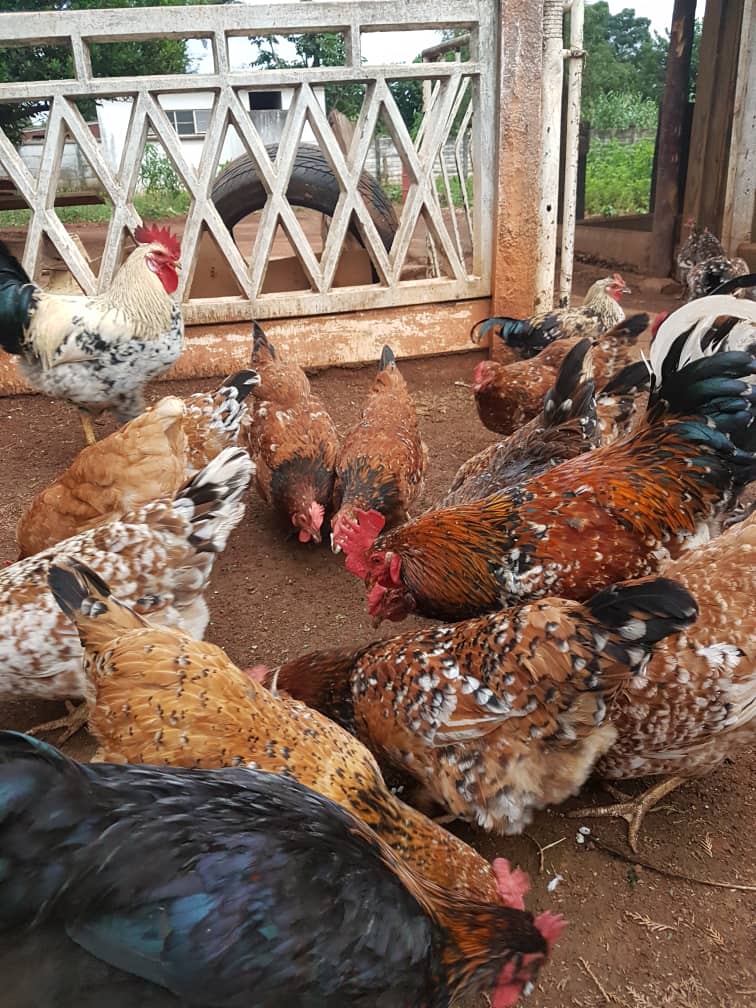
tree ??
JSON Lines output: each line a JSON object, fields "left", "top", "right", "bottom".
{"left": 248, "top": 32, "right": 424, "bottom": 133}
{"left": 0, "top": 0, "right": 230, "bottom": 143}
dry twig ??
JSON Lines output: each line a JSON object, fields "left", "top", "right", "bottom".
{"left": 588, "top": 836, "right": 756, "bottom": 891}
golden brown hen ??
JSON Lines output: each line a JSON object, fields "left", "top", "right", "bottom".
{"left": 339, "top": 297, "right": 756, "bottom": 624}
{"left": 331, "top": 345, "right": 427, "bottom": 552}
{"left": 17, "top": 371, "right": 259, "bottom": 558}
{"left": 268, "top": 577, "right": 696, "bottom": 836}
{"left": 245, "top": 323, "right": 338, "bottom": 543}
{"left": 48, "top": 560, "right": 511, "bottom": 906}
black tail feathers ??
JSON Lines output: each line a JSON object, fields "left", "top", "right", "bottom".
{"left": 588, "top": 577, "right": 698, "bottom": 649}
{"left": 0, "top": 239, "right": 36, "bottom": 356}
{"left": 379, "top": 345, "right": 396, "bottom": 371}
{"left": 219, "top": 369, "right": 261, "bottom": 402}
{"left": 47, "top": 561, "right": 111, "bottom": 624}
{"left": 542, "top": 338, "right": 597, "bottom": 432}
{"left": 251, "top": 321, "right": 275, "bottom": 359}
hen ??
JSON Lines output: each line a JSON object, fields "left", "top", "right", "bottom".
{"left": 440, "top": 338, "right": 598, "bottom": 507}
{"left": 0, "top": 224, "right": 183, "bottom": 444}
{"left": 331, "top": 345, "right": 427, "bottom": 553}
{"left": 268, "top": 578, "right": 696, "bottom": 836}
{"left": 676, "top": 219, "right": 725, "bottom": 287}
{"left": 472, "top": 313, "right": 649, "bottom": 437}
{"left": 571, "top": 509, "right": 756, "bottom": 849}
{"left": 16, "top": 371, "right": 259, "bottom": 558}
{"left": 685, "top": 255, "right": 752, "bottom": 301}
{"left": 0, "top": 448, "right": 251, "bottom": 739}
{"left": 0, "top": 732, "right": 562, "bottom": 1008}
{"left": 471, "top": 273, "right": 630, "bottom": 361}
{"left": 244, "top": 322, "right": 338, "bottom": 543}
{"left": 340, "top": 295, "right": 756, "bottom": 624}
{"left": 51, "top": 560, "right": 508, "bottom": 905}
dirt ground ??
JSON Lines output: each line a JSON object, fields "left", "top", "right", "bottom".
{"left": 0, "top": 324, "right": 753, "bottom": 1006}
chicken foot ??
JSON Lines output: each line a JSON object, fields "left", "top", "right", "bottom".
{"left": 27, "top": 701, "right": 90, "bottom": 745}
{"left": 79, "top": 409, "right": 96, "bottom": 446}
{"left": 567, "top": 775, "right": 687, "bottom": 852}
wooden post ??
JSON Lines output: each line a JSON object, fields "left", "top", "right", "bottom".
{"left": 490, "top": 0, "right": 544, "bottom": 319}
{"left": 648, "top": 0, "right": 697, "bottom": 278}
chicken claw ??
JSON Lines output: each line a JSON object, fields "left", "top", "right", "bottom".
{"left": 27, "top": 700, "right": 89, "bottom": 744}
{"left": 567, "top": 775, "right": 687, "bottom": 852}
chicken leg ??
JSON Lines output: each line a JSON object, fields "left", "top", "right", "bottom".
{"left": 79, "top": 409, "right": 96, "bottom": 446}
{"left": 27, "top": 701, "right": 90, "bottom": 745}
{"left": 567, "top": 776, "right": 687, "bottom": 852}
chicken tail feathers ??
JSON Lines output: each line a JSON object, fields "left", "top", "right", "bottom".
{"left": 48, "top": 560, "right": 147, "bottom": 647}
{"left": 600, "top": 360, "right": 651, "bottom": 397}
{"left": 0, "top": 239, "right": 37, "bottom": 356}
{"left": 174, "top": 446, "right": 254, "bottom": 554}
{"left": 541, "top": 338, "right": 597, "bottom": 434}
{"left": 251, "top": 321, "right": 275, "bottom": 359}
{"left": 585, "top": 577, "right": 698, "bottom": 672}
{"left": 217, "top": 368, "right": 261, "bottom": 404}
{"left": 709, "top": 272, "right": 756, "bottom": 297}
{"left": 379, "top": 344, "right": 396, "bottom": 371}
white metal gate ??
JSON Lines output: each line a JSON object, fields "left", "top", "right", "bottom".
{"left": 0, "top": 1, "right": 497, "bottom": 326}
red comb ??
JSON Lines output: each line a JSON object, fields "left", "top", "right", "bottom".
{"left": 613, "top": 272, "right": 624, "bottom": 284}
{"left": 492, "top": 858, "right": 530, "bottom": 910}
{"left": 336, "top": 508, "right": 386, "bottom": 579}
{"left": 134, "top": 223, "right": 181, "bottom": 260}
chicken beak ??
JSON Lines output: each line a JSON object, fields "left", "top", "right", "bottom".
{"left": 174, "top": 260, "right": 183, "bottom": 272}
{"left": 621, "top": 284, "right": 631, "bottom": 294}
{"left": 371, "top": 614, "right": 383, "bottom": 629}
{"left": 330, "top": 532, "right": 342, "bottom": 554}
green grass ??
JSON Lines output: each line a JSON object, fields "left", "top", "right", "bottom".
{"left": 0, "top": 190, "right": 191, "bottom": 227}
{"left": 584, "top": 138, "right": 655, "bottom": 217}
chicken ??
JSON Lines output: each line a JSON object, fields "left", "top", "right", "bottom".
{"left": 594, "top": 359, "right": 650, "bottom": 445}
{"left": 439, "top": 338, "right": 598, "bottom": 507}
{"left": 51, "top": 560, "right": 508, "bottom": 905}
{"left": 244, "top": 322, "right": 338, "bottom": 543}
{"left": 676, "top": 219, "right": 725, "bottom": 287}
{"left": 0, "top": 732, "right": 562, "bottom": 1008}
{"left": 471, "top": 274, "right": 630, "bottom": 361}
{"left": 16, "top": 371, "right": 259, "bottom": 559}
{"left": 472, "top": 313, "right": 649, "bottom": 437}
{"left": 570, "top": 510, "right": 756, "bottom": 849}
{"left": 339, "top": 295, "right": 756, "bottom": 624}
{"left": 0, "top": 447, "right": 252, "bottom": 739}
{"left": 685, "top": 256, "right": 752, "bottom": 301}
{"left": 0, "top": 225, "right": 183, "bottom": 445}
{"left": 268, "top": 578, "right": 696, "bottom": 836}
{"left": 331, "top": 344, "right": 427, "bottom": 553}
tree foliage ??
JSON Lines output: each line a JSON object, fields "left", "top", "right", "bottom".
{"left": 580, "top": 2, "right": 701, "bottom": 125}
{"left": 0, "top": 0, "right": 228, "bottom": 143}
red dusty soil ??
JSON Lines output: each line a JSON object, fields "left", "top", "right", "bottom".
{"left": 0, "top": 343, "right": 754, "bottom": 1006}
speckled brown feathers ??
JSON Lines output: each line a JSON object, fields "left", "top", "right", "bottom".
{"left": 245, "top": 324, "right": 337, "bottom": 542}
{"left": 53, "top": 562, "right": 504, "bottom": 904}
{"left": 181, "top": 370, "right": 259, "bottom": 475}
{"left": 331, "top": 346, "right": 427, "bottom": 547}
{"left": 597, "top": 512, "right": 756, "bottom": 782}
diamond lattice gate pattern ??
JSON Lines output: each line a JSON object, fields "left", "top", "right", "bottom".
{"left": 0, "top": 1, "right": 497, "bottom": 326}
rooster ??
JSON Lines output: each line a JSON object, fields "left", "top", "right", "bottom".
{"left": 472, "top": 313, "right": 649, "bottom": 437}
{"left": 16, "top": 371, "right": 259, "bottom": 559}
{"left": 339, "top": 294, "right": 756, "bottom": 624}
{"left": 0, "top": 731, "right": 562, "bottom": 1008}
{"left": 331, "top": 344, "right": 427, "bottom": 553}
{"left": 0, "top": 447, "right": 252, "bottom": 740}
{"left": 244, "top": 323, "right": 337, "bottom": 543}
{"left": 266, "top": 577, "right": 696, "bottom": 836}
{"left": 0, "top": 225, "right": 183, "bottom": 444}
{"left": 471, "top": 274, "right": 630, "bottom": 361}
{"left": 49, "top": 559, "right": 513, "bottom": 906}
{"left": 440, "top": 338, "right": 598, "bottom": 507}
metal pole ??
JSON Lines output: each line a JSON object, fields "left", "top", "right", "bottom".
{"left": 558, "top": 0, "right": 585, "bottom": 307}
{"left": 534, "top": 0, "right": 566, "bottom": 311}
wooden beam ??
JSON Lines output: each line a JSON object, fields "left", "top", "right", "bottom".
{"left": 648, "top": 0, "right": 697, "bottom": 278}
{"left": 682, "top": 0, "right": 746, "bottom": 236}
{"left": 490, "top": 0, "right": 544, "bottom": 317}
{"left": 722, "top": 0, "right": 755, "bottom": 252}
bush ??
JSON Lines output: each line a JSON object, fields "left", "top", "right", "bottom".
{"left": 585, "top": 91, "right": 658, "bottom": 130}
{"left": 584, "top": 138, "right": 654, "bottom": 216}
{"left": 139, "top": 145, "right": 184, "bottom": 195}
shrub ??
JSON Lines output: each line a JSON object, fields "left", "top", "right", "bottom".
{"left": 584, "top": 137, "right": 654, "bottom": 216}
